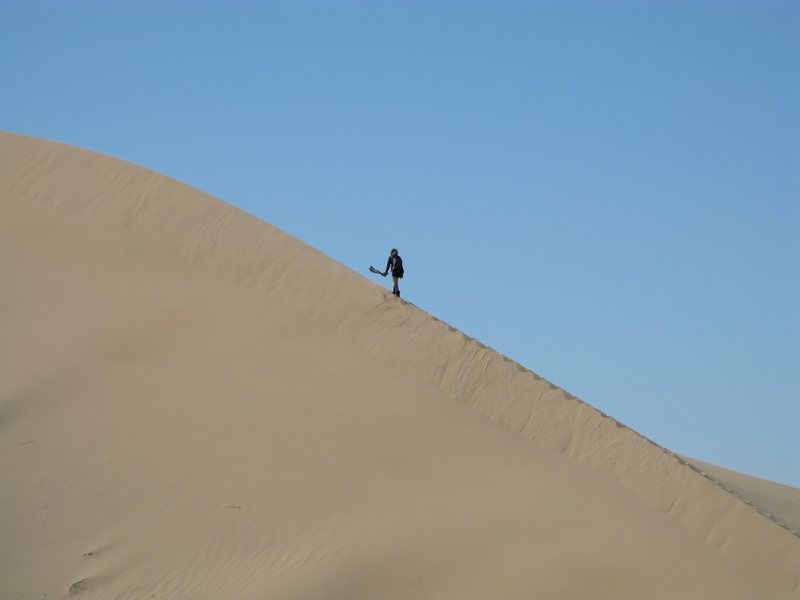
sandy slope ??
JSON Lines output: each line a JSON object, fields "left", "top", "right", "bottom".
{"left": 1, "top": 132, "right": 798, "bottom": 599}
{"left": 681, "top": 456, "right": 800, "bottom": 534}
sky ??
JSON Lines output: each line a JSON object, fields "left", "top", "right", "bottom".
{"left": 2, "top": 0, "right": 798, "bottom": 486}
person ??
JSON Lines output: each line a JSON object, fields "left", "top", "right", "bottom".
{"left": 383, "top": 248, "right": 404, "bottom": 297}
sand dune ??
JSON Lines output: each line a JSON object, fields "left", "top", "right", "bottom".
{"left": 680, "top": 456, "right": 800, "bottom": 535}
{"left": 1, "top": 132, "right": 798, "bottom": 599}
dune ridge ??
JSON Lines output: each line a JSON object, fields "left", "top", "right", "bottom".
{"left": 2, "top": 132, "right": 798, "bottom": 598}
{"left": 681, "top": 456, "right": 800, "bottom": 534}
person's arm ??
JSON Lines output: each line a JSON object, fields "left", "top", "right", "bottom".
{"left": 384, "top": 256, "right": 391, "bottom": 276}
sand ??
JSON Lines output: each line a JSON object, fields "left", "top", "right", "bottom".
{"left": 680, "top": 456, "right": 800, "bottom": 535}
{"left": 1, "top": 132, "right": 798, "bottom": 599}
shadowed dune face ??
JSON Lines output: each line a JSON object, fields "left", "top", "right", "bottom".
{"left": 1, "top": 133, "right": 799, "bottom": 599}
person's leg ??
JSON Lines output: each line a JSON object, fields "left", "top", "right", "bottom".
{"left": 392, "top": 276, "right": 399, "bottom": 296}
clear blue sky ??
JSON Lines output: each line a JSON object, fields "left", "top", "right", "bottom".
{"left": 3, "top": 0, "right": 798, "bottom": 486}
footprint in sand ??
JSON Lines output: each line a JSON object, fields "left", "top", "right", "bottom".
{"left": 68, "top": 579, "right": 88, "bottom": 595}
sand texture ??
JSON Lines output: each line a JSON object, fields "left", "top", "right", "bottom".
{"left": 681, "top": 456, "right": 800, "bottom": 535}
{"left": 1, "top": 132, "right": 798, "bottom": 599}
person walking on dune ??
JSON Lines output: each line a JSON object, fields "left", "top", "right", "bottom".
{"left": 370, "top": 248, "right": 404, "bottom": 297}
{"left": 374, "top": 248, "right": 403, "bottom": 298}
{"left": 384, "top": 248, "right": 404, "bottom": 297}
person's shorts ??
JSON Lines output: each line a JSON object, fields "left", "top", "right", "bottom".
{"left": 392, "top": 269, "right": 404, "bottom": 278}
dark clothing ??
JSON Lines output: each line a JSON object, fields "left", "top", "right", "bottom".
{"left": 386, "top": 253, "right": 404, "bottom": 278}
